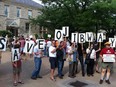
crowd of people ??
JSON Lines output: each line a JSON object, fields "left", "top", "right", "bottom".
{"left": 1, "top": 35, "right": 116, "bottom": 86}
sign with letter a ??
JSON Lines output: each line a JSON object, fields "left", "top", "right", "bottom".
{"left": 55, "top": 29, "right": 63, "bottom": 41}
{"left": 97, "top": 33, "right": 103, "bottom": 42}
{"left": 11, "top": 48, "right": 20, "bottom": 62}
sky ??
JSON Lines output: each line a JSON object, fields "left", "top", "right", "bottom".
{"left": 32, "top": 0, "right": 43, "bottom": 5}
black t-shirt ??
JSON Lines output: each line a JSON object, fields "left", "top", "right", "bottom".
{"left": 56, "top": 48, "right": 64, "bottom": 61}
{"left": 94, "top": 45, "right": 100, "bottom": 58}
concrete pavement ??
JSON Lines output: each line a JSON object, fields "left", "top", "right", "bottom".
{"left": 0, "top": 51, "right": 116, "bottom": 87}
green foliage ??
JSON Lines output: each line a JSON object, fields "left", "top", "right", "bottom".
{"left": 0, "top": 30, "right": 13, "bottom": 37}
{"left": 30, "top": 0, "right": 116, "bottom": 37}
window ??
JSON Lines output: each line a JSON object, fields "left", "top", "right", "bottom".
{"left": 25, "top": 23, "right": 29, "bottom": 31}
{"left": 4, "top": 5, "right": 9, "bottom": 17}
{"left": 17, "top": 7, "right": 21, "bottom": 17}
{"left": 28, "top": 10, "right": 32, "bottom": 18}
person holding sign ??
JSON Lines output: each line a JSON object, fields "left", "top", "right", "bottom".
{"left": 49, "top": 41, "right": 58, "bottom": 81}
{"left": 99, "top": 42, "right": 116, "bottom": 84}
{"left": 31, "top": 43, "right": 43, "bottom": 80}
{"left": 86, "top": 43, "right": 96, "bottom": 77}
{"left": 11, "top": 40, "right": 24, "bottom": 86}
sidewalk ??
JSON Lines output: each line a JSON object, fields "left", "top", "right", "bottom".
{"left": 0, "top": 51, "right": 116, "bottom": 87}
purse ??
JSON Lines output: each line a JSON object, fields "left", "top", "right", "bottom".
{"left": 85, "top": 49, "right": 93, "bottom": 64}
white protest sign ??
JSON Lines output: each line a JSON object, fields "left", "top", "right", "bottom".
{"left": 62, "top": 26, "right": 69, "bottom": 37}
{"left": 97, "top": 33, "right": 103, "bottom": 42}
{"left": 37, "top": 39, "right": 45, "bottom": 50}
{"left": 23, "top": 40, "right": 35, "bottom": 54}
{"left": 79, "top": 33, "right": 86, "bottom": 43}
{"left": 86, "top": 32, "right": 94, "bottom": 42}
{"left": 109, "top": 38, "right": 116, "bottom": 47}
{"left": 48, "top": 34, "right": 51, "bottom": 38}
{"left": 11, "top": 48, "right": 20, "bottom": 62}
{"left": 0, "top": 38, "right": 7, "bottom": 51}
{"left": 71, "top": 33, "right": 78, "bottom": 43}
{"left": 54, "top": 29, "right": 63, "bottom": 41}
{"left": 103, "top": 54, "right": 115, "bottom": 62}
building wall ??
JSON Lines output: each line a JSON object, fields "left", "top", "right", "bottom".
{"left": 0, "top": 0, "right": 41, "bottom": 35}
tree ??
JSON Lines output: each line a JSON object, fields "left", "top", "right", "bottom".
{"left": 30, "top": 0, "right": 116, "bottom": 37}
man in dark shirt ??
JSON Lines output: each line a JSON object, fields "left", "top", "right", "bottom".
{"left": 57, "top": 41, "right": 64, "bottom": 79}
{"left": 77, "top": 43, "right": 85, "bottom": 77}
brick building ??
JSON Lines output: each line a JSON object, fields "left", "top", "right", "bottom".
{"left": 0, "top": 0, "right": 42, "bottom": 36}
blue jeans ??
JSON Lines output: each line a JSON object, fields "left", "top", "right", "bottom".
{"left": 31, "top": 57, "right": 42, "bottom": 78}
{"left": 58, "top": 60, "right": 64, "bottom": 76}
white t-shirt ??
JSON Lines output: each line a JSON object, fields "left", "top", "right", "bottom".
{"left": 33, "top": 45, "right": 42, "bottom": 58}
{"left": 86, "top": 48, "right": 96, "bottom": 59}
{"left": 47, "top": 41, "right": 52, "bottom": 48}
{"left": 49, "top": 46, "right": 56, "bottom": 57}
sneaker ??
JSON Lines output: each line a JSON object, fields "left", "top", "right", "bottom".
{"left": 105, "top": 80, "right": 111, "bottom": 84}
{"left": 37, "top": 76, "right": 43, "bottom": 78}
{"left": 31, "top": 77, "right": 37, "bottom": 80}
{"left": 59, "top": 76, "right": 63, "bottom": 79}
{"left": 99, "top": 80, "right": 103, "bottom": 84}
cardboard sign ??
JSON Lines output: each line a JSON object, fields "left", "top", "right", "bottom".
{"left": 86, "top": 32, "right": 94, "bottom": 42}
{"left": 97, "top": 33, "right": 103, "bottom": 42}
{"left": 54, "top": 29, "right": 63, "bottom": 41}
{"left": 71, "top": 33, "right": 78, "bottom": 43}
{"left": 79, "top": 33, "right": 86, "bottom": 43}
{"left": 109, "top": 38, "right": 116, "bottom": 47}
{"left": 37, "top": 39, "right": 45, "bottom": 50}
{"left": 103, "top": 54, "right": 115, "bottom": 62}
{"left": 23, "top": 40, "right": 35, "bottom": 54}
{"left": 62, "top": 26, "right": 69, "bottom": 37}
{"left": 11, "top": 48, "right": 20, "bottom": 62}
{"left": 0, "top": 38, "right": 7, "bottom": 51}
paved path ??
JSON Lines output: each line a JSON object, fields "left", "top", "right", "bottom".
{"left": 0, "top": 51, "right": 116, "bottom": 87}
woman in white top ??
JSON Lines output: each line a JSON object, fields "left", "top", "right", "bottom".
{"left": 86, "top": 43, "right": 96, "bottom": 76}
{"left": 49, "top": 41, "right": 57, "bottom": 81}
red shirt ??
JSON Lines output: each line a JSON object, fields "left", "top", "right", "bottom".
{"left": 13, "top": 59, "right": 21, "bottom": 68}
{"left": 100, "top": 47, "right": 115, "bottom": 56}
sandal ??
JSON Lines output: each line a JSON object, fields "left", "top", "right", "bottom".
{"left": 50, "top": 77, "right": 56, "bottom": 82}
{"left": 18, "top": 81, "right": 24, "bottom": 84}
{"left": 13, "top": 82, "right": 17, "bottom": 86}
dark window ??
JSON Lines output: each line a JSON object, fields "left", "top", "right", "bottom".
{"left": 25, "top": 23, "right": 29, "bottom": 31}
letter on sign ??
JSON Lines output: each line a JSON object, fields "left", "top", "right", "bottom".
{"left": 71, "top": 33, "right": 78, "bottom": 43}
{"left": 62, "top": 26, "right": 69, "bottom": 37}
{"left": 0, "top": 38, "right": 6, "bottom": 51}
{"left": 97, "top": 33, "right": 103, "bottom": 42}
{"left": 79, "top": 33, "right": 86, "bottom": 43}
{"left": 109, "top": 38, "right": 116, "bottom": 47}
{"left": 11, "top": 48, "right": 20, "bottom": 62}
{"left": 86, "top": 32, "right": 94, "bottom": 42}
{"left": 37, "top": 39, "right": 45, "bottom": 50}
{"left": 55, "top": 29, "right": 63, "bottom": 41}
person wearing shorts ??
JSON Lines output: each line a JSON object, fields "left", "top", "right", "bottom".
{"left": 12, "top": 40, "right": 24, "bottom": 86}
{"left": 99, "top": 42, "right": 115, "bottom": 84}
{"left": 49, "top": 41, "right": 57, "bottom": 81}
